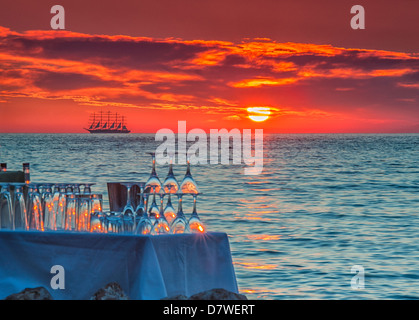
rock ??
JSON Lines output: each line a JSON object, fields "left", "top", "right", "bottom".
{"left": 188, "top": 288, "right": 248, "bottom": 300}
{"left": 161, "top": 294, "right": 189, "bottom": 300}
{"left": 5, "top": 287, "right": 53, "bottom": 300}
{"left": 90, "top": 282, "right": 129, "bottom": 300}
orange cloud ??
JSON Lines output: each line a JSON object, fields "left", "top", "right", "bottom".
{"left": 1, "top": 26, "right": 419, "bottom": 133}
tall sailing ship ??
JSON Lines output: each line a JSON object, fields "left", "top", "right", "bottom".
{"left": 85, "top": 111, "right": 131, "bottom": 134}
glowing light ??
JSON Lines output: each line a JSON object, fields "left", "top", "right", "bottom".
{"left": 181, "top": 183, "right": 199, "bottom": 194}
{"left": 247, "top": 107, "right": 271, "bottom": 122}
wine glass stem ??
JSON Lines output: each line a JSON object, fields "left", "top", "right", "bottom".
{"left": 126, "top": 186, "right": 131, "bottom": 206}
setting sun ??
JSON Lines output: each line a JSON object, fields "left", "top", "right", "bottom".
{"left": 247, "top": 107, "right": 271, "bottom": 122}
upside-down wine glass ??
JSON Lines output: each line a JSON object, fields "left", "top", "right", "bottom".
{"left": 188, "top": 193, "right": 206, "bottom": 233}
{"left": 147, "top": 185, "right": 160, "bottom": 225}
{"left": 180, "top": 155, "right": 199, "bottom": 194}
{"left": 171, "top": 193, "right": 187, "bottom": 234}
{"left": 134, "top": 182, "right": 145, "bottom": 216}
{"left": 151, "top": 193, "right": 170, "bottom": 235}
{"left": 163, "top": 185, "right": 176, "bottom": 225}
{"left": 120, "top": 182, "right": 136, "bottom": 227}
{"left": 145, "top": 152, "right": 162, "bottom": 193}
{"left": 135, "top": 192, "right": 153, "bottom": 235}
{"left": 163, "top": 152, "right": 179, "bottom": 193}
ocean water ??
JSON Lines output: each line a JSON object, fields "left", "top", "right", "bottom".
{"left": 1, "top": 133, "right": 418, "bottom": 300}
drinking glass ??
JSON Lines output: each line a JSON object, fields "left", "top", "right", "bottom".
{"left": 188, "top": 193, "right": 206, "bottom": 233}
{"left": 134, "top": 182, "right": 146, "bottom": 216}
{"left": 0, "top": 183, "right": 13, "bottom": 229}
{"left": 11, "top": 183, "right": 28, "bottom": 230}
{"left": 120, "top": 182, "right": 136, "bottom": 216}
{"left": 121, "top": 214, "right": 134, "bottom": 234}
{"left": 64, "top": 190, "right": 77, "bottom": 231}
{"left": 90, "top": 210, "right": 107, "bottom": 233}
{"left": 163, "top": 153, "right": 179, "bottom": 193}
{"left": 77, "top": 194, "right": 91, "bottom": 232}
{"left": 26, "top": 183, "right": 44, "bottom": 231}
{"left": 145, "top": 152, "right": 162, "bottom": 193}
{"left": 55, "top": 184, "right": 67, "bottom": 230}
{"left": 171, "top": 193, "right": 188, "bottom": 234}
{"left": 163, "top": 185, "right": 176, "bottom": 225}
{"left": 151, "top": 193, "right": 170, "bottom": 235}
{"left": 147, "top": 185, "right": 160, "bottom": 225}
{"left": 105, "top": 211, "right": 123, "bottom": 233}
{"left": 135, "top": 192, "right": 153, "bottom": 235}
{"left": 42, "top": 184, "right": 56, "bottom": 231}
{"left": 90, "top": 194, "right": 103, "bottom": 216}
{"left": 180, "top": 155, "right": 199, "bottom": 193}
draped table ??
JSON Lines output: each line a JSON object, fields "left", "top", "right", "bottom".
{"left": 0, "top": 230, "right": 238, "bottom": 300}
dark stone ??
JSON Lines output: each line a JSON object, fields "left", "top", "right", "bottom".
{"left": 161, "top": 294, "right": 189, "bottom": 300}
{"left": 189, "top": 288, "right": 248, "bottom": 300}
{"left": 5, "top": 287, "right": 53, "bottom": 300}
{"left": 90, "top": 282, "right": 129, "bottom": 300}
{"left": 163, "top": 288, "right": 248, "bottom": 300}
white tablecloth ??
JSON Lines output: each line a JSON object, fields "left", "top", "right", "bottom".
{"left": 0, "top": 231, "right": 238, "bottom": 300}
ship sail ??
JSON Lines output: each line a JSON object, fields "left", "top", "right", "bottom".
{"left": 84, "top": 111, "right": 130, "bottom": 134}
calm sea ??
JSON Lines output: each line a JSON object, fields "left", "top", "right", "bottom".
{"left": 1, "top": 133, "right": 418, "bottom": 299}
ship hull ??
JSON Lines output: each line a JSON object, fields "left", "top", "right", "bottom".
{"left": 85, "top": 129, "right": 131, "bottom": 134}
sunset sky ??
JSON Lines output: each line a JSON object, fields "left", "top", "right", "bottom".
{"left": 1, "top": 0, "right": 419, "bottom": 133}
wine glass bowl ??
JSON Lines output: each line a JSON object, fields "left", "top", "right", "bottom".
{"left": 145, "top": 152, "right": 162, "bottom": 193}
{"left": 134, "top": 182, "right": 146, "bottom": 214}
{"left": 163, "top": 153, "right": 179, "bottom": 193}
{"left": 179, "top": 156, "right": 199, "bottom": 194}
{"left": 188, "top": 193, "right": 206, "bottom": 233}
{"left": 171, "top": 193, "right": 188, "bottom": 234}
{"left": 163, "top": 187, "right": 176, "bottom": 225}
{"left": 120, "top": 182, "right": 136, "bottom": 217}
{"left": 135, "top": 192, "right": 153, "bottom": 235}
{"left": 147, "top": 185, "right": 160, "bottom": 225}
